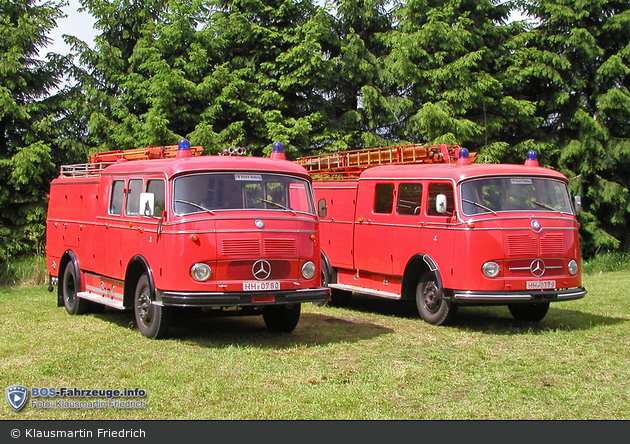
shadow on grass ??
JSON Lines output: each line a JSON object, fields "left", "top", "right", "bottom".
{"left": 91, "top": 305, "right": 394, "bottom": 348}
{"left": 337, "top": 293, "right": 627, "bottom": 335}
{"left": 451, "top": 306, "right": 628, "bottom": 334}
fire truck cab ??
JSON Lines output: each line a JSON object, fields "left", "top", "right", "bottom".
{"left": 298, "top": 145, "right": 586, "bottom": 325}
{"left": 45, "top": 140, "right": 329, "bottom": 338}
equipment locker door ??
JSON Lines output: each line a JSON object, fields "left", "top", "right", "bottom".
{"left": 354, "top": 182, "right": 394, "bottom": 276}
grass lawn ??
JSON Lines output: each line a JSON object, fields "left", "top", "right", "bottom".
{"left": 1, "top": 271, "right": 629, "bottom": 420}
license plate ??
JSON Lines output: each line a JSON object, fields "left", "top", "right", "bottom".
{"left": 243, "top": 281, "right": 280, "bottom": 291}
{"left": 527, "top": 280, "right": 556, "bottom": 290}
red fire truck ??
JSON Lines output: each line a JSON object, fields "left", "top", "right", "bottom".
{"left": 45, "top": 140, "right": 329, "bottom": 338}
{"left": 297, "top": 144, "right": 586, "bottom": 325}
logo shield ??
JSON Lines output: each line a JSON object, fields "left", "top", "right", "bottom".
{"left": 6, "top": 385, "right": 28, "bottom": 411}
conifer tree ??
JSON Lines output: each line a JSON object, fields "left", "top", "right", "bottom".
{"left": 380, "top": 0, "right": 534, "bottom": 154}
{"left": 0, "top": 0, "right": 69, "bottom": 262}
{"left": 521, "top": 0, "right": 630, "bottom": 256}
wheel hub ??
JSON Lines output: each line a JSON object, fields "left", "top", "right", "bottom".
{"left": 423, "top": 281, "right": 441, "bottom": 313}
{"left": 137, "top": 289, "right": 152, "bottom": 324}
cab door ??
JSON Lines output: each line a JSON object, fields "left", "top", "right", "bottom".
{"left": 420, "top": 182, "right": 457, "bottom": 283}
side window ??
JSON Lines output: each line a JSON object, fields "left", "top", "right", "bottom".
{"left": 146, "top": 179, "right": 166, "bottom": 215}
{"left": 125, "top": 179, "right": 143, "bottom": 216}
{"left": 374, "top": 183, "right": 394, "bottom": 214}
{"left": 427, "top": 183, "right": 454, "bottom": 216}
{"left": 397, "top": 183, "right": 422, "bottom": 215}
{"left": 109, "top": 180, "right": 125, "bottom": 216}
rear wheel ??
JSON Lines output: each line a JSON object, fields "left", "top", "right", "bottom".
{"left": 263, "top": 303, "right": 301, "bottom": 332}
{"left": 508, "top": 303, "right": 550, "bottom": 322}
{"left": 61, "top": 262, "right": 90, "bottom": 315}
{"left": 415, "top": 272, "right": 458, "bottom": 325}
{"left": 134, "top": 274, "right": 172, "bottom": 339}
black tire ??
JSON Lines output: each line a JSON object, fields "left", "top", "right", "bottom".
{"left": 134, "top": 274, "right": 172, "bottom": 339}
{"left": 262, "top": 303, "right": 301, "bottom": 332}
{"left": 61, "top": 261, "right": 90, "bottom": 315}
{"left": 508, "top": 303, "right": 550, "bottom": 322}
{"left": 415, "top": 272, "right": 458, "bottom": 325}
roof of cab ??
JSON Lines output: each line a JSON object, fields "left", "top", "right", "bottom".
{"left": 98, "top": 155, "right": 312, "bottom": 179}
{"left": 357, "top": 162, "right": 568, "bottom": 183}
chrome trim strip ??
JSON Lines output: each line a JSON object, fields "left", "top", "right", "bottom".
{"left": 329, "top": 283, "right": 401, "bottom": 300}
{"left": 77, "top": 291, "right": 125, "bottom": 309}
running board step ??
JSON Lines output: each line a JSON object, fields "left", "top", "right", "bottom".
{"left": 329, "top": 283, "right": 401, "bottom": 300}
{"left": 77, "top": 291, "right": 125, "bottom": 310}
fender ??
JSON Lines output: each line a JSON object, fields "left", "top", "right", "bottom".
{"left": 320, "top": 249, "right": 333, "bottom": 286}
{"left": 125, "top": 255, "right": 156, "bottom": 306}
{"left": 58, "top": 250, "right": 80, "bottom": 307}
{"left": 422, "top": 254, "right": 449, "bottom": 298}
{"left": 402, "top": 253, "right": 447, "bottom": 300}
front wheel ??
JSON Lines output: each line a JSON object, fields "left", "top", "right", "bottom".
{"left": 61, "top": 262, "right": 90, "bottom": 315}
{"left": 134, "top": 274, "right": 172, "bottom": 339}
{"left": 415, "top": 273, "right": 457, "bottom": 325}
{"left": 262, "top": 303, "right": 301, "bottom": 332}
{"left": 508, "top": 303, "right": 550, "bottom": 322}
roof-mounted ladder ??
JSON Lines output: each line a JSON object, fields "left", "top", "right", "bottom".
{"left": 296, "top": 144, "right": 476, "bottom": 178}
{"left": 87, "top": 144, "right": 203, "bottom": 164}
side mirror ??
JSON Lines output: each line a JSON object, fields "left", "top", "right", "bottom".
{"left": 318, "top": 198, "right": 328, "bottom": 218}
{"left": 140, "top": 193, "right": 155, "bottom": 217}
{"left": 436, "top": 194, "right": 448, "bottom": 214}
{"left": 574, "top": 195, "right": 582, "bottom": 213}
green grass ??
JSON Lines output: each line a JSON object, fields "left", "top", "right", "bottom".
{"left": 1, "top": 271, "right": 629, "bottom": 420}
{"left": 0, "top": 255, "right": 47, "bottom": 287}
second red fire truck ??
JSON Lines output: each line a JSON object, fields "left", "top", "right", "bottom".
{"left": 45, "top": 140, "right": 329, "bottom": 338}
{"left": 297, "top": 144, "right": 587, "bottom": 325}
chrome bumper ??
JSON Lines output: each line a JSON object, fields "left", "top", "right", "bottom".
{"left": 452, "top": 287, "right": 587, "bottom": 304}
{"left": 157, "top": 287, "right": 330, "bottom": 307}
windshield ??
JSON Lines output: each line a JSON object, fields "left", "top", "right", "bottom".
{"left": 173, "top": 173, "right": 315, "bottom": 215}
{"left": 460, "top": 177, "right": 574, "bottom": 216}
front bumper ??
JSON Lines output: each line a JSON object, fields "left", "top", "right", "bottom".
{"left": 452, "top": 287, "right": 587, "bottom": 305}
{"left": 157, "top": 287, "right": 330, "bottom": 308}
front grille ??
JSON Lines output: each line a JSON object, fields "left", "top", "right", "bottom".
{"left": 222, "top": 239, "right": 260, "bottom": 257}
{"left": 540, "top": 234, "right": 565, "bottom": 256}
{"left": 264, "top": 238, "right": 297, "bottom": 255}
{"left": 506, "top": 233, "right": 565, "bottom": 257}
{"left": 506, "top": 234, "right": 537, "bottom": 256}
{"left": 505, "top": 258, "right": 565, "bottom": 277}
{"left": 224, "top": 260, "right": 292, "bottom": 280}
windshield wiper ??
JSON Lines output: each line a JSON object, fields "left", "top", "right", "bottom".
{"left": 258, "top": 198, "right": 294, "bottom": 213}
{"left": 462, "top": 199, "right": 497, "bottom": 215}
{"left": 174, "top": 199, "right": 215, "bottom": 215}
{"left": 533, "top": 201, "right": 560, "bottom": 212}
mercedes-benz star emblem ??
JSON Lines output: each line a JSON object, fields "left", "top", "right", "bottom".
{"left": 530, "top": 259, "right": 546, "bottom": 277}
{"left": 531, "top": 220, "right": 541, "bottom": 231}
{"left": 255, "top": 219, "right": 264, "bottom": 229}
{"left": 252, "top": 259, "right": 272, "bottom": 280}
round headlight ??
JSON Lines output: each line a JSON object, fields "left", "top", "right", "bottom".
{"left": 191, "top": 263, "right": 212, "bottom": 281}
{"left": 301, "top": 261, "right": 316, "bottom": 279}
{"left": 568, "top": 259, "right": 578, "bottom": 276}
{"left": 482, "top": 261, "right": 500, "bottom": 278}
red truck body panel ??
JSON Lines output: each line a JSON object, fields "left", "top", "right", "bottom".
{"left": 46, "top": 143, "right": 329, "bottom": 337}
{"left": 302, "top": 145, "right": 586, "bottom": 323}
